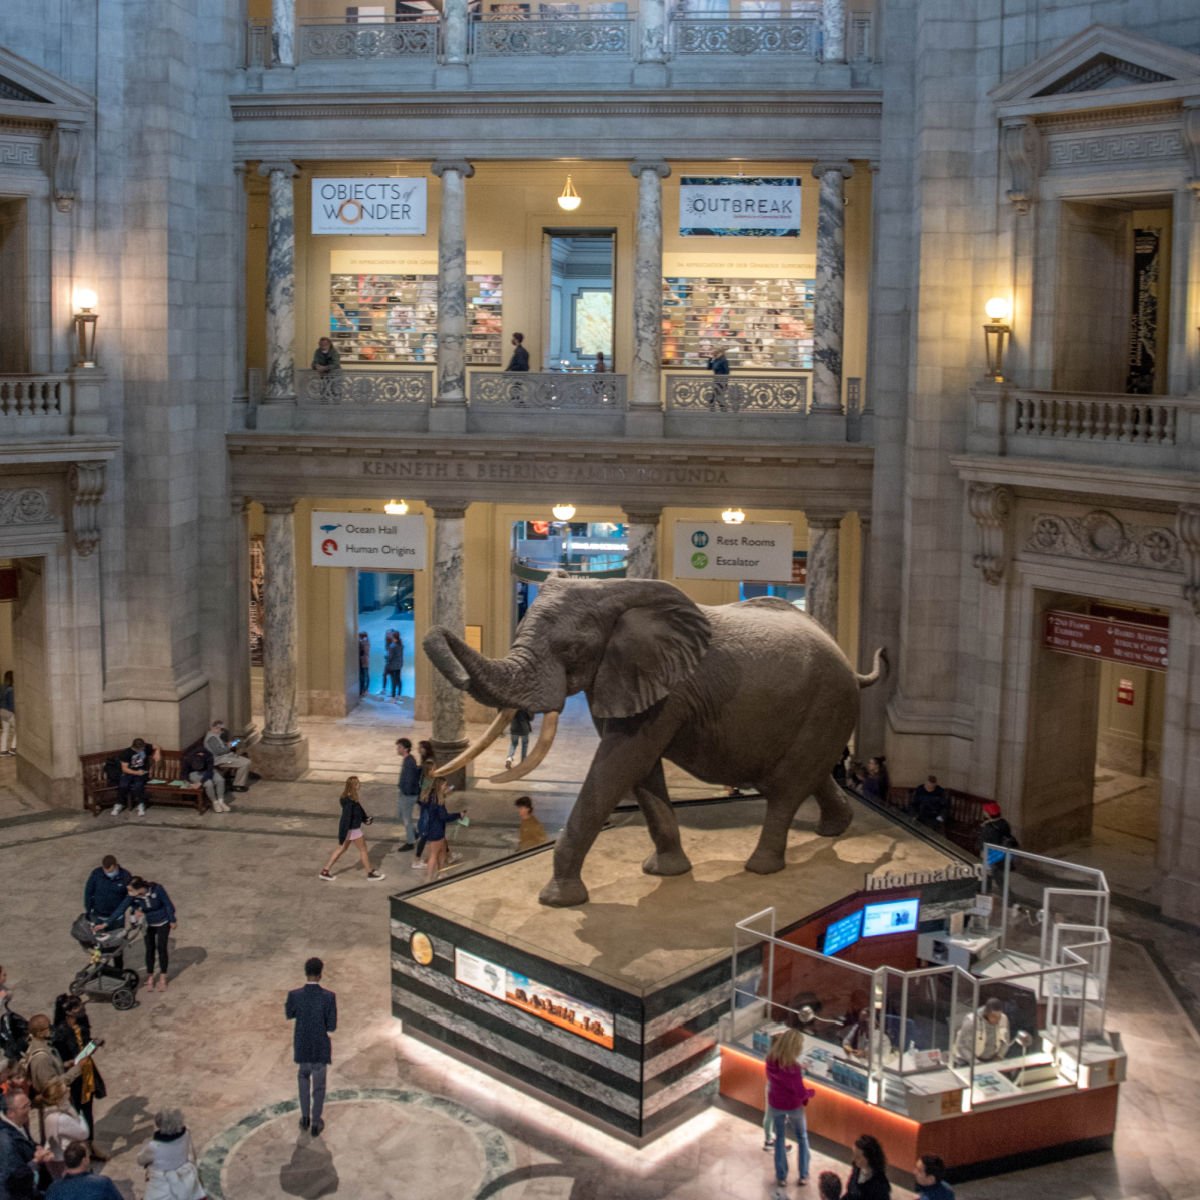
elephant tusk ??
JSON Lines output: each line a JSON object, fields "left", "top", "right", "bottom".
{"left": 432, "top": 708, "right": 517, "bottom": 778}
{"left": 487, "top": 711, "right": 559, "bottom": 784}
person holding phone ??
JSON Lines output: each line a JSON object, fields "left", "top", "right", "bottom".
{"left": 204, "top": 720, "right": 252, "bottom": 793}
{"left": 319, "top": 777, "right": 385, "bottom": 882}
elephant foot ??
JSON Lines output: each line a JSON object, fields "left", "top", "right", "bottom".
{"left": 816, "top": 797, "right": 854, "bottom": 838}
{"left": 744, "top": 850, "right": 787, "bottom": 875}
{"left": 642, "top": 849, "right": 693, "bottom": 877}
{"left": 538, "top": 877, "right": 590, "bottom": 907}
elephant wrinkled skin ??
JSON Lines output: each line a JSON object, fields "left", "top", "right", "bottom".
{"left": 424, "top": 575, "right": 884, "bottom": 907}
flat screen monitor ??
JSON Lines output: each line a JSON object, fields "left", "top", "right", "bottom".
{"left": 822, "top": 909, "right": 863, "bottom": 956}
{"left": 862, "top": 898, "right": 920, "bottom": 938}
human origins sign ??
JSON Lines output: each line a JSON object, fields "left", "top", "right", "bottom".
{"left": 1043, "top": 610, "right": 1169, "bottom": 672}
{"left": 679, "top": 176, "right": 801, "bottom": 238}
{"left": 311, "top": 178, "right": 427, "bottom": 236}
{"left": 311, "top": 511, "right": 427, "bottom": 569}
{"left": 672, "top": 521, "right": 793, "bottom": 582}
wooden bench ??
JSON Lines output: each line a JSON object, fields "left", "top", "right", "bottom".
{"left": 882, "top": 784, "right": 989, "bottom": 853}
{"left": 81, "top": 741, "right": 211, "bottom": 816}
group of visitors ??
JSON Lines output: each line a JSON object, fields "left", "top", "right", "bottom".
{"left": 85, "top": 856, "right": 177, "bottom": 993}
{"left": 356, "top": 630, "right": 406, "bottom": 702}
{"left": 765, "top": 1029, "right": 956, "bottom": 1199}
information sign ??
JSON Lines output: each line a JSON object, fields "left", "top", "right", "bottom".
{"left": 679, "top": 176, "right": 801, "bottom": 238}
{"left": 1043, "top": 610, "right": 1168, "bottom": 672}
{"left": 311, "top": 177, "right": 427, "bottom": 236}
{"left": 673, "top": 521, "right": 793, "bottom": 582}
{"left": 310, "top": 511, "right": 427, "bottom": 570}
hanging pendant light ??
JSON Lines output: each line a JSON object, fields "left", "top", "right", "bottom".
{"left": 384, "top": 499, "right": 409, "bottom": 515}
{"left": 552, "top": 503, "right": 577, "bottom": 522}
{"left": 557, "top": 175, "right": 582, "bottom": 212}
{"left": 721, "top": 507, "right": 746, "bottom": 525}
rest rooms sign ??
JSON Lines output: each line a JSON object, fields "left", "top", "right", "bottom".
{"left": 679, "top": 176, "right": 801, "bottom": 238}
{"left": 1043, "top": 610, "right": 1169, "bottom": 672}
{"left": 311, "top": 511, "right": 427, "bottom": 570}
{"left": 311, "top": 178, "right": 427, "bottom": 236}
{"left": 673, "top": 522, "right": 793, "bottom": 582}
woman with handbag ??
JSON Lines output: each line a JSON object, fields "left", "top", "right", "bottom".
{"left": 320, "top": 776, "right": 385, "bottom": 881}
{"left": 766, "top": 1028, "right": 814, "bottom": 1189}
{"left": 52, "top": 994, "right": 107, "bottom": 1160}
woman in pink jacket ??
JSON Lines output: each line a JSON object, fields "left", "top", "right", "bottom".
{"left": 766, "top": 1028, "right": 814, "bottom": 1188}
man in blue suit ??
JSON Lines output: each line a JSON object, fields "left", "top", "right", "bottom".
{"left": 285, "top": 957, "right": 337, "bottom": 1136}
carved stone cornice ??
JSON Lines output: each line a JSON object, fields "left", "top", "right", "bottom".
{"left": 67, "top": 461, "right": 105, "bottom": 556}
{"left": 431, "top": 160, "right": 474, "bottom": 179}
{"left": 0, "top": 486, "right": 51, "bottom": 526}
{"left": 812, "top": 161, "right": 855, "bottom": 181}
{"left": 0, "top": 117, "right": 51, "bottom": 137}
{"left": 1002, "top": 119, "right": 1041, "bottom": 214}
{"left": 257, "top": 160, "right": 299, "bottom": 179}
{"left": 1025, "top": 509, "right": 1181, "bottom": 573}
{"left": 629, "top": 160, "right": 671, "bottom": 179}
{"left": 967, "top": 483, "right": 1013, "bottom": 586}
{"left": 1176, "top": 504, "right": 1200, "bottom": 615}
{"left": 622, "top": 504, "right": 663, "bottom": 525}
{"left": 429, "top": 500, "right": 470, "bottom": 520}
{"left": 1039, "top": 101, "right": 1184, "bottom": 132}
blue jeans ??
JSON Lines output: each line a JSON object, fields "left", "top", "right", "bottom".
{"left": 508, "top": 734, "right": 528, "bottom": 761}
{"left": 399, "top": 791, "right": 419, "bottom": 843}
{"left": 771, "top": 1106, "right": 810, "bottom": 1183}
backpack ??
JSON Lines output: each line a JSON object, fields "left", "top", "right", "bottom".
{"left": 979, "top": 817, "right": 1019, "bottom": 851}
{"left": 0, "top": 1009, "right": 28, "bottom": 1061}
{"left": 102, "top": 757, "right": 122, "bottom": 787}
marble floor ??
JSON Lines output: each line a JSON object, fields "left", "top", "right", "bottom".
{"left": 1, "top": 741, "right": 1198, "bottom": 1198}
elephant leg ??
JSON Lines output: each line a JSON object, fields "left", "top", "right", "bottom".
{"left": 745, "top": 765, "right": 829, "bottom": 875}
{"left": 635, "top": 760, "right": 692, "bottom": 877}
{"left": 814, "top": 774, "right": 854, "bottom": 837}
{"left": 540, "top": 723, "right": 667, "bottom": 907}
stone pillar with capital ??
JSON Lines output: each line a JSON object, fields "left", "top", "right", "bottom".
{"left": 628, "top": 160, "right": 670, "bottom": 437}
{"left": 806, "top": 513, "right": 842, "bottom": 638}
{"left": 635, "top": 0, "right": 668, "bottom": 84}
{"left": 233, "top": 165, "right": 250, "bottom": 423}
{"left": 229, "top": 497, "right": 254, "bottom": 738}
{"left": 431, "top": 502, "right": 470, "bottom": 775}
{"left": 439, "top": 0, "right": 469, "bottom": 84}
{"left": 821, "top": 0, "right": 845, "bottom": 63}
{"left": 811, "top": 163, "right": 854, "bottom": 428}
{"left": 257, "top": 501, "right": 309, "bottom": 780}
{"left": 430, "top": 161, "right": 474, "bottom": 433}
{"left": 622, "top": 506, "right": 662, "bottom": 579}
{"left": 258, "top": 162, "right": 299, "bottom": 409}
{"left": 272, "top": 0, "right": 295, "bottom": 66}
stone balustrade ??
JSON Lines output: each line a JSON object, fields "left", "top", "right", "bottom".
{"left": 296, "top": 368, "right": 432, "bottom": 406}
{"left": 665, "top": 373, "right": 809, "bottom": 413}
{"left": 470, "top": 15, "right": 634, "bottom": 58}
{"left": 0, "top": 374, "right": 66, "bottom": 418}
{"left": 0, "top": 373, "right": 106, "bottom": 438}
{"left": 671, "top": 16, "right": 822, "bottom": 58}
{"left": 469, "top": 370, "right": 626, "bottom": 411}
{"left": 297, "top": 19, "right": 439, "bottom": 61}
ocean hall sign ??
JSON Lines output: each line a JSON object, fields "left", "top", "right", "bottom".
{"left": 1043, "top": 610, "right": 1169, "bottom": 672}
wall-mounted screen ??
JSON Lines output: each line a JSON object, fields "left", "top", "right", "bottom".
{"left": 862, "top": 898, "right": 920, "bottom": 938}
{"left": 822, "top": 910, "right": 863, "bottom": 956}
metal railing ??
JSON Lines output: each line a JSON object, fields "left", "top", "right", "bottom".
{"left": 0, "top": 374, "right": 66, "bottom": 417}
{"left": 665, "top": 374, "right": 808, "bottom": 413}
{"left": 672, "top": 15, "right": 821, "bottom": 57}
{"left": 470, "top": 14, "right": 634, "bottom": 57}
{"left": 469, "top": 371, "right": 626, "bottom": 410}
{"left": 297, "top": 369, "right": 432, "bottom": 406}
{"left": 1011, "top": 390, "right": 1181, "bottom": 445}
{"left": 298, "top": 18, "right": 439, "bottom": 62}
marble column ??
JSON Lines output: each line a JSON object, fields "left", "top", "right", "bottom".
{"left": 622, "top": 506, "right": 662, "bottom": 579}
{"left": 628, "top": 161, "right": 670, "bottom": 434}
{"left": 259, "top": 161, "right": 299, "bottom": 404}
{"left": 233, "top": 164, "right": 249, "bottom": 417}
{"left": 821, "top": 0, "right": 845, "bottom": 63}
{"left": 230, "top": 497, "right": 254, "bottom": 739}
{"left": 257, "top": 500, "right": 309, "bottom": 780}
{"left": 442, "top": 0, "right": 468, "bottom": 66}
{"left": 431, "top": 502, "right": 469, "bottom": 774}
{"left": 806, "top": 513, "right": 842, "bottom": 639}
{"left": 430, "top": 161, "right": 474, "bottom": 432}
{"left": 271, "top": 0, "right": 295, "bottom": 67}
{"left": 638, "top": 0, "right": 668, "bottom": 64}
{"left": 811, "top": 162, "right": 854, "bottom": 415}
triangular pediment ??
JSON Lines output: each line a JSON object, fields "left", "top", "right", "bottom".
{"left": 0, "top": 46, "right": 93, "bottom": 122}
{"left": 991, "top": 24, "right": 1200, "bottom": 111}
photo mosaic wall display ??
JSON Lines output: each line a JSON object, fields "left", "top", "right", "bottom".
{"left": 329, "top": 272, "right": 503, "bottom": 364}
{"left": 660, "top": 275, "right": 815, "bottom": 369}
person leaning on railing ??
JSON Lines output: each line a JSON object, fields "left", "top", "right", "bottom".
{"left": 311, "top": 337, "right": 341, "bottom": 376}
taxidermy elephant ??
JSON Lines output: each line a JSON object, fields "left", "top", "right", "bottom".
{"left": 424, "top": 574, "right": 885, "bottom": 907}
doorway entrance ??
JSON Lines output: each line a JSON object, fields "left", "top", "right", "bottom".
{"left": 356, "top": 571, "right": 415, "bottom": 705}
{"left": 543, "top": 230, "right": 615, "bottom": 371}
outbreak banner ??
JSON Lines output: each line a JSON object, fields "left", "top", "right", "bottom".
{"left": 311, "top": 511, "right": 427, "bottom": 570}
{"left": 673, "top": 521, "right": 793, "bottom": 582}
{"left": 311, "top": 178, "right": 427, "bottom": 236}
{"left": 679, "top": 176, "right": 800, "bottom": 238}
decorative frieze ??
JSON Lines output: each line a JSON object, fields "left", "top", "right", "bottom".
{"left": 967, "top": 484, "right": 1013, "bottom": 586}
{"left": 0, "top": 140, "right": 39, "bottom": 167}
{"left": 0, "top": 487, "right": 51, "bottom": 526}
{"left": 1046, "top": 130, "right": 1183, "bottom": 168}
{"left": 1025, "top": 510, "right": 1181, "bottom": 573}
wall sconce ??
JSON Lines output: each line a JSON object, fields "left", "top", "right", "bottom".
{"left": 72, "top": 287, "right": 99, "bottom": 368}
{"left": 721, "top": 507, "right": 746, "bottom": 525}
{"left": 983, "top": 297, "right": 1012, "bottom": 382}
{"left": 557, "top": 175, "right": 581, "bottom": 212}
{"left": 552, "top": 503, "right": 577, "bottom": 522}
{"left": 384, "top": 499, "right": 408, "bottom": 515}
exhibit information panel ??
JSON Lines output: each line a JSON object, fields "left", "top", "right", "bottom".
{"left": 673, "top": 521, "right": 793, "bottom": 582}
{"left": 310, "top": 511, "right": 427, "bottom": 570}
{"left": 454, "top": 947, "right": 615, "bottom": 1050}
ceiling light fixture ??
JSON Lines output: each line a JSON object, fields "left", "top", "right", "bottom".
{"left": 722, "top": 507, "right": 746, "bottom": 525}
{"left": 557, "top": 175, "right": 581, "bottom": 212}
{"left": 552, "top": 503, "right": 577, "bottom": 522}
{"left": 384, "top": 499, "right": 409, "bottom": 515}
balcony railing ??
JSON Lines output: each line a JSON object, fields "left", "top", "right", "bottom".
{"left": 470, "top": 14, "right": 634, "bottom": 58}
{"left": 297, "top": 368, "right": 432, "bottom": 406}
{"left": 666, "top": 374, "right": 808, "bottom": 412}
{"left": 470, "top": 370, "right": 626, "bottom": 410}
{"left": 298, "top": 19, "right": 439, "bottom": 62}
{"left": 1012, "top": 391, "right": 1179, "bottom": 445}
{"left": 672, "top": 16, "right": 821, "bottom": 58}
{"left": 0, "top": 374, "right": 66, "bottom": 418}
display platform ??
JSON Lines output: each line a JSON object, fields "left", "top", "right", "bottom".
{"left": 391, "top": 797, "right": 959, "bottom": 1141}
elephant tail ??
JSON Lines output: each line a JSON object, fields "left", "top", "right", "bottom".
{"left": 856, "top": 647, "right": 888, "bottom": 688}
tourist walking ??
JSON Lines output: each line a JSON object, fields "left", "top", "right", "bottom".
{"left": 319, "top": 777, "right": 385, "bottom": 882}
{"left": 384, "top": 631, "right": 404, "bottom": 702}
{"left": 765, "top": 1029, "right": 813, "bottom": 1191}
{"left": 423, "top": 781, "right": 467, "bottom": 883}
{"left": 845, "top": 1134, "right": 892, "bottom": 1200}
{"left": 706, "top": 345, "right": 731, "bottom": 410}
{"left": 505, "top": 709, "right": 532, "bottom": 769}
{"left": 135, "top": 1108, "right": 205, "bottom": 1200}
{"left": 395, "top": 738, "right": 420, "bottom": 853}
{"left": 285, "top": 958, "right": 337, "bottom": 1137}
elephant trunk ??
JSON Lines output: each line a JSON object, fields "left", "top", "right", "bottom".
{"left": 422, "top": 626, "right": 563, "bottom": 713}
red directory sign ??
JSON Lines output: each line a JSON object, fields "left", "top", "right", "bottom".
{"left": 1043, "top": 610, "right": 1169, "bottom": 672}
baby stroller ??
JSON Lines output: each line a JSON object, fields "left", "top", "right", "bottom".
{"left": 68, "top": 913, "right": 142, "bottom": 1010}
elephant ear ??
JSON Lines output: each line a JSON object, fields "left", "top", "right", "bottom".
{"left": 590, "top": 584, "right": 712, "bottom": 719}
